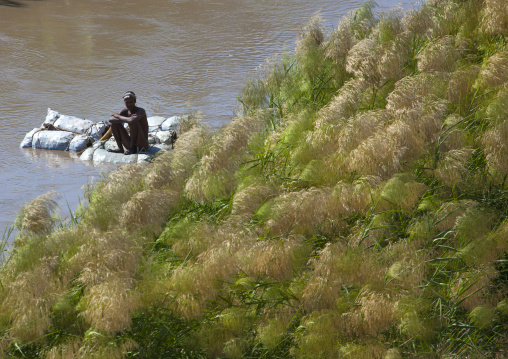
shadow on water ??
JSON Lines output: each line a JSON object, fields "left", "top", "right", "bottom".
{"left": 0, "top": 0, "right": 43, "bottom": 7}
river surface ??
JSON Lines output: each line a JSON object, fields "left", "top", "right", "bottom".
{"left": 0, "top": 0, "right": 411, "bottom": 238}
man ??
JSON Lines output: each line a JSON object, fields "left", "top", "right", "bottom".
{"left": 108, "top": 91, "right": 149, "bottom": 155}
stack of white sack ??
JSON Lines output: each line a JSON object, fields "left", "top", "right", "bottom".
{"left": 20, "top": 108, "right": 108, "bottom": 152}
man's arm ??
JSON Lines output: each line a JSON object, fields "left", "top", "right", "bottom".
{"left": 110, "top": 108, "right": 146, "bottom": 125}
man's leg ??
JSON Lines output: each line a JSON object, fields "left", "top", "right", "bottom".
{"left": 110, "top": 123, "right": 131, "bottom": 153}
{"left": 128, "top": 123, "right": 148, "bottom": 153}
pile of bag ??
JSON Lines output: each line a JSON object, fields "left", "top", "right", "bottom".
{"left": 20, "top": 109, "right": 108, "bottom": 152}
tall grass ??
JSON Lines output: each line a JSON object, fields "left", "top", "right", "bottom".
{"left": 0, "top": 0, "right": 507, "bottom": 357}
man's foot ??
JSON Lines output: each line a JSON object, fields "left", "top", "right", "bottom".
{"left": 107, "top": 148, "right": 123, "bottom": 153}
{"left": 124, "top": 149, "right": 137, "bottom": 155}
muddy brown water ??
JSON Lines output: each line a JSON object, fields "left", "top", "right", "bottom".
{"left": 0, "top": 0, "right": 411, "bottom": 238}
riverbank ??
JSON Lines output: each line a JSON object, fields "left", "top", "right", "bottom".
{"left": 1, "top": 0, "right": 507, "bottom": 357}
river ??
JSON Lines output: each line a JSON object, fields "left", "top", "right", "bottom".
{"left": 0, "top": 0, "right": 411, "bottom": 237}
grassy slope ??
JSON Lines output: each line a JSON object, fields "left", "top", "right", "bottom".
{"left": 1, "top": 0, "right": 507, "bottom": 358}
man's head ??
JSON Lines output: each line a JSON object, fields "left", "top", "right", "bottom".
{"left": 123, "top": 91, "right": 136, "bottom": 110}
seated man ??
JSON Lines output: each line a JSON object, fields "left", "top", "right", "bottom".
{"left": 108, "top": 91, "right": 149, "bottom": 155}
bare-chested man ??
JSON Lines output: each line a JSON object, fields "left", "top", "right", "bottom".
{"left": 108, "top": 91, "right": 149, "bottom": 155}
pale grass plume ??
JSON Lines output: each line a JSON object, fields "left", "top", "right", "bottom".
{"left": 486, "top": 90, "right": 508, "bottom": 125}
{"left": 375, "top": 9, "right": 404, "bottom": 44}
{"left": 264, "top": 188, "right": 332, "bottom": 236}
{"left": 15, "top": 192, "right": 59, "bottom": 235}
{"left": 438, "top": 115, "right": 467, "bottom": 153}
{"left": 80, "top": 276, "right": 141, "bottom": 333}
{"left": 135, "top": 258, "right": 173, "bottom": 306}
{"left": 291, "top": 310, "right": 342, "bottom": 359}
{"left": 301, "top": 243, "right": 385, "bottom": 312}
{"left": 69, "top": 229, "right": 142, "bottom": 288}
{"left": 450, "top": 265, "right": 498, "bottom": 311}
{"left": 295, "top": 12, "right": 324, "bottom": 56}
{"left": 240, "top": 236, "right": 310, "bottom": 281}
{"left": 385, "top": 239, "right": 428, "bottom": 291}
{"left": 433, "top": 200, "right": 477, "bottom": 233}
{"left": 120, "top": 189, "right": 178, "bottom": 234}
{"left": 324, "top": 17, "right": 356, "bottom": 64}
{"left": 257, "top": 309, "right": 295, "bottom": 350}
{"left": 45, "top": 339, "right": 82, "bottom": 359}
{"left": 434, "top": 148, "right": 475, "bottom": 188}
{"left": 458, "top": 218, "right": 508, "bottom": 268}
{"left": 338, "top": 342, "right": 386, "bottom": 359}
{"left": 386, "top": 73, "right": 447, "bottom": 112}
{"left": 427, "top": 0, "right": 460, "bottom": 38}
{"left": 171, "top": 125, "right": 212, "bottom": 176}
{"left": 230, "top": 183, "right": 277, "bottom": 218}
{"left": 454, "top": 206, "right": 498, "bottom": 256}
{"left": 316, "top": 78, "right": 369, "bottom": 127}
{"left": 378, "top": 33, "right": 412, "bottom": 82}
{"left": 376, "top": 173, "right": 428, "bottom": 212}
{"left": 342, "top": 291, "right": 396, "bottom": 338}
{"left": 478, "top": 51, "right": 508, "bottom": 88}
{"left": 447, "top": 66, "right": 480, "bottom": 105}
{"left": 481, "top": 0, "right": 508, "bottom": 36}
{"left": 169, "top": 220, "right": 217, "bottom": 258}
{"left": 185, "top": 115, "right": 267, "bottom": 202}
{"left": 143, "top": 150, "right": 176, "bottom": 190}
{"left": 402, "top": 3, "right": 434, "bottom": 36}
{"left": 346, "top": 38, "right": 381, "bottom": 85}
{"left": 482, "top": 120, "right": 508, "bottom": 177}
{"left": 336, "top": 110, "right": 389, "bottom": 154}
{"left": 3, "top": 263, "right": 61, "bottom": 341}
{"left": 416, "top": 36, "right": 465, "bottom": 73}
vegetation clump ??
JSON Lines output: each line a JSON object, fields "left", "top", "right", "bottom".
{"left": 1, "top": 0, "right": 507, "bottom": 357}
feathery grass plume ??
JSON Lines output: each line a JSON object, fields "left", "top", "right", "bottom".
{"left": 240, "top": 236, "right": 311, "bottom": 281}
{"left": 402, "top": 3, "right": 434, "bottom": 36}
{"left": 324, "top": 17, "right": 356, "bottom": 64}
{"left": 163, "top": 219, "right": 214, "bottom": 258}
{"left": 481, "top": 0, "right": 508, "bottom": 36}
{"left": 231, "top": 183, "right": 277, "bottom": 218}
{"left": 120, "top": 189, "right": 178, "bottom": 235}
{"left": 316, "top": 78, "right": 370, "bottom": 129}
{"left": 15, "top": 192, "right": 59, "bottom": 235}
{"left": 395, "top": 297, "right": 434, "bottom": 341}
{"left": 433, "top": 200, "right": 477, "bottom": 233}
{"left": 338, "top": 110, "right": 389, "bottom": 155}
{"left": 416, "top": 36, "right": 464, "bottom": 73}
{"left": 257, "top": 309, "right": 295, "bottom": 350}
{"left": 301, "top": 243, "right": 385, "bottom": 312}
{"left": 338, "top": 342, "right": 386, "bottom": 359}
{"left": 346, "top": 38, "right": 381, "bottom": 85}
{"left": 295, "top": 12, "right": 324, "bottom": 57}
{"left": 349, "top": 0, "right": 378, "bottom": 40}
{"left": 185, "top": 115, "right": 267, "bottom": 202}
{"left": 171, "top": 125, "right": 212, "bottom": 176}
{"left": 434, "top": 147, "right": 475, "bottom": 187}
{"left": 450, "top": 265, "right": 498, "bottom": 311}
{"left": 455, "top": 208, "right": 500, "bottom": 264}
{"left": 143, "top": 151, "right": 176, "bottom": 190}
{"left": 170, "top": 244, "right": 241, "bottom": 319}
{"left": 385, "top": 239, "right": 428, "bottom": 291}
{"left": 486, "top": 90, "right": 508, "bottom": 126}
{"left": 447, "top": 66, "right": 480, "bottom": 108}
{"left": 378, "top": 32, "right": 412, "bottom": 82}
{"left": 80, "top": 276, "right": 141, "bottom": 333}
{"left": 427, "top": 0, "right": 461, "bottom": 37}
{"left": 377, "top": 173, "right": 428, "bottom": 212}
{"left": 375, "top": 9, "right": 404, "bottom": 44}
{"left": 83, "top": 164, "right": 145, "bottom": 231}
{"left": 478, "top": 51, "right": 508, "bottom": 88}
{"left": 263, "top": 188, "right": 332, "bottom": 237}
{"left": 290, "top": 310, "right": 342, "bottom": 358}
{"left": 68, "top": 229, "right": 142, "bottom": 288}
{"left": 45, "top": 339, "right": 83, "bottom": 359}
{"left": 175, "top": 111, "right": 202, "bottom": 135}
{"left": 386, "top": 73, "right": 447, "bottom": 112}
{"left": 469, "top": 305, "right": 496, "bottom": 329}
{"left": 345, "top": 291, "right": 396, "bottom": 338}
{"left": 2, "top": 262, "right": 61, "bottom": 341}
{"left": 482, "top": 120, "right": 508, "bottom": 177}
